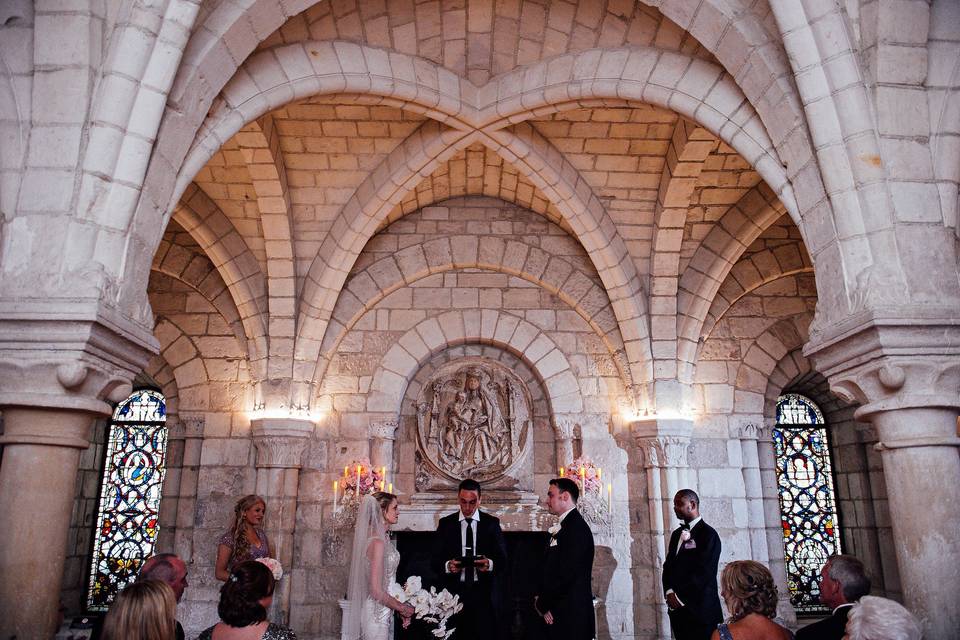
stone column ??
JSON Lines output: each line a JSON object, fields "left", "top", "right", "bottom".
{"left": 251, "top": 417, "right": 314, "bottom": 624}
{"left": 807, "top": 322, "right": 960, "bottom": 640}
{"left": 631, "top": 418, "right": 693, "bottom": 639}
{"left": 754, "top": 418, "right": 796, "bottom": 626}
{"left": 553, "top": 415, "right": 578, "bottom": 470}
{"left": 157, "top": 414, "right": 185, "bottom": 553}
{"left": 368, "top": 419, "right": 399, "bottom": 485}
{"left": 0, "top": 310, "right": 155, "bottom": 639}
{"left": 174, "top": 413, "right": 205, "bottom": 562}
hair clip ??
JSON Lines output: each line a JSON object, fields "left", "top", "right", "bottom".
{"left": 230, "top": 574, "right": 238, "bottom": 582}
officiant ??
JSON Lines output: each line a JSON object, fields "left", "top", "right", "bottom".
{"left": 432, "top": 479, "right": 509, "bottom": 640}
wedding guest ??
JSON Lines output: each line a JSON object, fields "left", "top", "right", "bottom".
{"left": 711, "top": 560, "right": 792, "bottom": 640}
{"left": 101, "top": 579, "right": 177, "bottom": 640}
{"left": 796, "top": 554, "right": 870, "bottom": 640}
{"left": 198, "top": 560, "right": 296, "bottom": 640}
{"left": 844, "top": 595, "right": 921, "bottom": 640}
{"left": 138, "top": 553, "right": 189, "bottom": 640}
{"left": 663, "top": 489, "right": 723, "bottom": 640}
{"left": 216, "top": 495, "right": 273, "bottom": 581}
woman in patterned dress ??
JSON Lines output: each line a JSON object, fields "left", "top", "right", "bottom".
{"left": 198, "top": 561, "right": 296, "bottom": 640}
{"left": 216, "top": 495, "right": 273, "bottom": 581}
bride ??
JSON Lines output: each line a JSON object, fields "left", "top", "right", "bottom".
{"left": 345, "top": 492, "right": 416, "bottom": 640}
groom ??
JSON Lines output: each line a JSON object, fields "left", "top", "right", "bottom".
{"left": 433, "top": 478, "right": 508, "bottom": 640}
{"left": 535, "top": 477, "right": 595, "bottom": 640}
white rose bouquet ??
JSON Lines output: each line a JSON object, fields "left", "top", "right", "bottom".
{"left": 388, "top": 576, "right": 463, "bottom": 639}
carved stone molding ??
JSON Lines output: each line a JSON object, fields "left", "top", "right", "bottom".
{"left": 730, "top": 416, "right": 767, "bottom": 441}
{"left": 369, "top": 420, "right": 399, "bottom": 440}
{"left": 804, "top": 318, "right": 960, "bottom": 421}
{"left": 631, "top": 418, "right": 694, "bottom": 469}
{"left": 251, "top": 418, "right": 315, "bottom": 469}
{"left": 553, "top": 415, "right": 578, "bottom": 440}
{"left": 0, "top": 303, "right": 157, "bottom": 419}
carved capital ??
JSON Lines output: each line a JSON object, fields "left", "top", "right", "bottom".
{"left": 251, "top": 418, "right": 315, "bottom": 469}
{"left": 730, "top": 416, "right": 766, "bottom": 441}
{"left": 368, "top": 419, "right": 399, "bottom": 441}
{"left": 0, "top": 302, "right": 157, "bottom": 421}
{"left": 631, "top": 418, "right": 693, "bottom": 469}
{"left": 554, "top": 415, "right": 578, "bottom": 440}
{"left": 805, "top": 316, "right": 960, "bottom": 421}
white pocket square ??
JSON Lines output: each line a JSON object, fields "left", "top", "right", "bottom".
{"left": 549, "top": 538, "right": 558, "bottom": 547}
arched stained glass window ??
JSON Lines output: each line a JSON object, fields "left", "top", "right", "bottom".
{"left": 774, "top": 393, "right": 841, "bottom": 614}
{"left": 86, "top": 389, "right": 168, "bottom": 611}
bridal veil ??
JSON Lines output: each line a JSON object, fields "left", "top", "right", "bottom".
{"left": 344, "top": 494, "right": 388, "bottom": 640}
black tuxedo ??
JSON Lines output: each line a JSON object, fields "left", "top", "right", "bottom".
{"left": 661, "top": 520, "right": 723, "bottom": 640}
{"left": 536, "top": 508, "right": 595, "bottom": 640}
{"left": 795, "top": 604, "right": 854, "bottom": 640}
{"left": 432, "top": 510, "right": 508, "bottom": 640}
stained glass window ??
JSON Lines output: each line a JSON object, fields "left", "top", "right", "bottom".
{"left": 86, "top": 389, "right": 168, "bottom": 611}
{"left": 773, "top": 393, "right": 841, "bottom": 614}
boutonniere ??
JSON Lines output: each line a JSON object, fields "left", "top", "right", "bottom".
{"left": 548, "top": 523, "right": 561, "bottom": 546}
{"left": 680, "top": 529, "right": 691, "bottom": 542}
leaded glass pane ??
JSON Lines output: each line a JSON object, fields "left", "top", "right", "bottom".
{"left": 776, "top": 393, "right": 824, "bottom": 425}
{"left": 86, "top": 390, "right": 168, "bottom": 611}
{"left": 774, "top": 394, "right": 841, "bottom": 614}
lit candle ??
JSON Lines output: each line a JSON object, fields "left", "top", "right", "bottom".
{"left": 607, "top": 483, "right": 612, "bottom": 512}
{"left": 381, "top": 466, "right": 386, "bottom": 484}
{"left": 334, "top": 481, "right": 339, "bottom": 512}
{"left": 357, "top": 465, "right": 362, "bottom": 494}
{"left": 343, "top": 465, "right": 348, "bottom": 478}
{"left": 579, "top": 467, "right": 586, "bottom": 483}
{"left": 597, "top": 468, "right": 602, "bottom": 481}
{"left": 388, "top": 482, "right": 393, "bottom": 493}
{"left": 559, "top": 467, "right": 565, "bottom": 478}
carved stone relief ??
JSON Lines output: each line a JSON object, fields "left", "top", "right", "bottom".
{"left": 415, "top": 358, "right": 533, "bottom": 490}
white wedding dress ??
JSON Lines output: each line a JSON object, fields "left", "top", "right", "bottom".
{"left": 346, "top": 495, "right": 401, "bottom": 640}
{"left": 360, "top": 536, "right": 400, "bottom": 640}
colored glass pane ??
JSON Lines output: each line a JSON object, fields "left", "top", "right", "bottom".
{"left": 774, "top": 394, "right": 841, "bottom": 614}
{"left": 86, "top": 390, "right": 168, "bottom": 611}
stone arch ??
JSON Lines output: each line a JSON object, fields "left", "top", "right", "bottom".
{"left": 151, "top": 233, "right": 248, "bottom": 353}
{"left": 701, "top": 247, "right": 814, "bottom": 342}
{"left": 677, "top": 183, "right": 787, "bottom": 369}
{"left": 143, "top": 355, "right": 180, "bottom": 421}
{"left": 152, "top": 317, "right": 211, "bottom": 412}
{"left": 364, "top": 309, "right": 584, "bottom": 416}
{"left": 233, "top": 115, "right": 298, "bottom": 382}
{"left": 172, "top": 185, "right": 269, "bottom": 380}
{"left": 733, "top": 313, "right": 813, "bottom": 412}
{"left": 319, "top": 252, "right": 628, "bottom": 385}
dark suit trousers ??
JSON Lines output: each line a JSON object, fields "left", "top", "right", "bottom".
{"left": 450, "top": 579, "right": 498, "bottom": 640}
{"left": 668, "top": 607, "right": 716, "bottom": 640}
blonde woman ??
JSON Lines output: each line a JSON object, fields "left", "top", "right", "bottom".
{"left": 216, "top": 495, "right": 273, "bottom": 581}
{"left": 711, "top": 560, "right": 792, "bottom": 640}
{"left": 101, "top": 580, "right": 177, "bottom": 640}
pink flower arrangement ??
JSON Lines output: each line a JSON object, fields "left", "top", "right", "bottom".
{"left": 565, "top": 457, "right": 603, "bottom": 494}
{"left": 341, "top": 458, "right": 385, "bottom": 498}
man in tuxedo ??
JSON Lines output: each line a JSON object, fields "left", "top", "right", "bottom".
{"left": 433, "top": 478, "right": 508, "bottom": 640}
{"left": 796, "top": 554, "right": 871, "bottom": 640}
{"left": 535, "top": 477, "right": 595, "bottom": 640}
{"left": 662, "top": 489, "right": 722, "bottom": 640}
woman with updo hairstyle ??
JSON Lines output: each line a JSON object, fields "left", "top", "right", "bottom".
{"left": 101, "top": 579, "right": 177, "bottom": 640}
{"left": 710, "top": 560, "right": 793, "bottom": 640}
{"left": 197, "top": 560, "right": 296, "bottom": 640}
{"left": 216, "top": 494, "right": 273, "bottom": 581}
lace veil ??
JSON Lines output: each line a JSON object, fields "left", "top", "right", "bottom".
{"left": 344, "top": 494, "right": 388, "bottom": 640}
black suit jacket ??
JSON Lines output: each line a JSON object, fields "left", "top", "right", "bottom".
{"left": 661, "top": 520, "right": 723, "bottom": 627}
{"left": 795, "top": 604, "right": 853, "bottom": 640}
{"left": 537, "top": 508, "right": 595, "bottom": 640}
{"left": 432, "top": 510, "right": 508, "bottom": 602}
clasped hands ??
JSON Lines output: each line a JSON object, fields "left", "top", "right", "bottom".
{"left": 398, "top": 602, "right": 415, "bottom": 628}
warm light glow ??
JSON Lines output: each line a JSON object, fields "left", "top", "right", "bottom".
{"left": 597, "top": 468, "right": 602, "bottom": 480}
{"left": 559, "top": 467, "right": 565, "bottom": 477}
{"left": 333, "top": 481, "right": 339, "bottom": 512}
{"left": 625, "top": 407, "right": 698, "bottom": 422}
{"left": 248, "top": 408, "right": 325, "bottom": 423}
{"left": 388, "top": 483, "right": 393, "bottom": 493}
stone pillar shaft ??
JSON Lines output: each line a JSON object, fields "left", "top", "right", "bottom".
{"left": 872, "top": 407, "right": 960, "bottom": 639}
{"left": 0, "top": 408, "right": 94, "bottom": 639}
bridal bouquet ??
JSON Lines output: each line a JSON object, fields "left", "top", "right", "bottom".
{"left": 255, "top": 557, "right": 283, "bottom": 580}
{"left": 388, "top": 576, "right": 463, "bottom": 639}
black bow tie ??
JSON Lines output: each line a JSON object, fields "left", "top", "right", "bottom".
{"left": 679, "top": 523, "right": 690, "bottom": 531}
